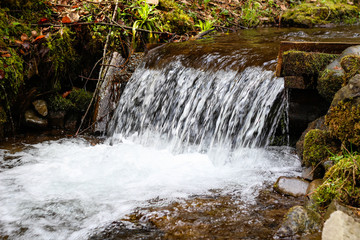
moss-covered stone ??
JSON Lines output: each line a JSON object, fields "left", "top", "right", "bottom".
{"left": 313, "top": 155, "right": 360, "bottom": 208}
{"left": 160, "top": 9, "right": 193, "bottom": 34}
{"left": 317, "top": 69, "right": 344, "bottom": 102}
{"left": 326, "top": 100, "right": 360, "bottom": 147}
{"left": 340, "top": 55, "right": 360, "bottom": 85}
{"left": 282, "top": 2, "right": 359, "bottom": 27}
{"left": 303, "top": 129, "right": 340, "bottom": 167}
{"left": 68, "top": 88, "right": 93, "bottom": 112}
{"left": 48, "top": 94, "right": 75, "bottom": 112}
{"left": 282, "top": 51, "right": 338, "bottom": 77}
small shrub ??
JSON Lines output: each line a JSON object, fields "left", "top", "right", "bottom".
{"left": 49, "top": 94, "right": 75, "bottom": 112}
{"left": 68, "top": 88, "right": 92, "bottom": 112}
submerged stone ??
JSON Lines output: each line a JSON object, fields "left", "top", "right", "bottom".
{"left": 322, "top": 211, "right": 360, "bottom": 240}
{"left": 274, "top": 176, "right": 309, "bottom": 197}
{"left": 276, "top": 205, "right": 322, "bottom": 238}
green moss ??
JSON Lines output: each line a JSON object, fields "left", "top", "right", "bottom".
{"left": 340, "top": 55, "right": 360, "bottom": 85}
{"left": 282, "top": 2, "right": 359, "bottom": 27}
{"left": 68, "top": 88, "right": 93, "bottom": 112}
{"left": 0, "top": 47, "right": 24, "bottom": 107}
{"left": 303, "top": 129, "right": 340, "bottom": 167}
{"left": 47, "top": 27, "right": 78, "bottom": 91}
{"left": 317, "top": 69, "right": 344, "bottom": 102}
{"left": 326, "top": 100, "right": 360, "bottom": 147}
{"left": 313, "top": 155, "right": 360, "bottom": 208}
{"left": 48, "top": 94, "right": 75, "bottom": 112}
{"left": 282, "top": 50, "right": 338, "bottom": 76}
{"left": 160, "top": 9, "right": 193, "bottom": 34}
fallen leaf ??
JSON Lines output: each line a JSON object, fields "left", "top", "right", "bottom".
{"left": 19, "top": 49, "right": 25, "bottom": 55}
{"left": 62, "top": 90, "right": 72, "bottom": 98}
{"left": 38, "top": 18, "right": 49, "bottom": 24}
{"left": 0, "top": 70, "right": 4, "bottom": 79}
{"left": 33, "top": 35, "right": 45, "bottom": 43}
{"left": 62, "top": 16, "right": 72, "bottom": 23}
{"left": 14, "top": 40, "right": 23, "bottom": 45}
{"left": 21, "top": 33, "right": 29, "bottom": 42}
{"left": 1, "top": 53, "right": 11, "bottom": 58}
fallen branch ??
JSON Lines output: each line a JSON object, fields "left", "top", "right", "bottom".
{"left": 33, "top": 22, "right": 174, "bottom": 35}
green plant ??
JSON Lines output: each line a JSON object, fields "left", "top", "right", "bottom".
{"left": 194, "top": 19, "right": 215, "bottom": 32}
{"left": 132, "top": 0, "right": 161, "bottom": 47}
{"left": 240, "top": 0, "right": 262, "bottom": 27}
{"left": 48, "top": 94, "right": 75, "bottom": 112}
{"left": 68, "top": 88, "right": 92, "bottom": 112}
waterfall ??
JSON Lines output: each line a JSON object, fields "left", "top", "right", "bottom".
{"left": 108, "top": 50, "right": 286, "bottom": 151}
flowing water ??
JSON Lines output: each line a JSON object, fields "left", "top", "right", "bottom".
{"left": 0, "top": 26, "right": 359, "bottom": 240}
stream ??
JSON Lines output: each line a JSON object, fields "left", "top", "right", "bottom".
{"left": 1, "top": 26, "right": 360, "bottom": 239}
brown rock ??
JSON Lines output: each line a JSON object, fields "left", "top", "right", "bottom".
{"left": 32, "top": 99, "right": 48, "bottom": 117}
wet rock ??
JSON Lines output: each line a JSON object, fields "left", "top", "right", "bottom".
{"left": 331, "top": 74, "right": 360, "bottom": 107}
{"left": 322, "top": 211, "right": 360, "bottom": 240}
{"left": 306, "top": 179, "right": 324, "bottom": 198}
{"left": 302, "top": 129, "right": 340, "bottom": 167}
{"left": 301, "top": 166, "right": 324, "bottom": 181}
{"left": 32, "top": 99, "right": 48, "bottom": 117}
{"left": 322, "top": 160, "right": 334, "bottom": 172}
{"left": 324, "top": 200, "right": 360, "bottom": 222}
{"left": 276, "top": 206, "right": 322, "bottom": 238}
{"left": 24, "top": 109, "right": 48, "bottom": 128}
{"left": 296, "top": 116, "right": 327, "bottom": 160}
{"left": 94, "top": 52, "right": 144, "bottom": 133}
{"left": 274, "top": 177, "right": 309, "bottom": 197}
{"left": 48, "top": 111, "right": 66, "bottom": 129}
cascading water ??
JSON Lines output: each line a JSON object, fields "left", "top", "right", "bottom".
{"left": 108, "top": 58, "right": 285, "bottom": 150}
{"left": 0, "top": 31, "right": 311, "bottom": 240}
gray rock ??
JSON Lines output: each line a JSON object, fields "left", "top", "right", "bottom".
{"left": 322, "top": 211, "right": 360, "bottom": 240}
{"left": 32, "top": 99, "right": 48, "bottom": 117}
{"left": 25, "top": 109, "right": 48, "bottom": 128}
{"left": 331, "top": 74, "right": 360, "bottom": 107}
{"left": 276, "top": 205, "right": 322, "bottom": 238}
{"left": 302, "top": 166, "right": 324, "bottom": 181}
{"left": 274, "top": 176, "right": 310, "bottom": 197}
{"left": 324, "top": 200, "right": 360, "bottom": 222}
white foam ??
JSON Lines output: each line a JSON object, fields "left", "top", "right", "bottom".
{"left": 0, "top": 138, "right": 300, "bottom": 239}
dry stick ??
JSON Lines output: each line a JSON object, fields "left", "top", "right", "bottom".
{"left": 33, "top": 22, "right": 173, "bottom": 35}
{"left": 84, "top": 56, "right": 104, "bottom": 88}
{"left": 75, "top": 0, "right": 120, "bottom": 136}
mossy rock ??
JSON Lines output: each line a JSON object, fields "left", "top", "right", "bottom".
{"left": 317, "top": 68, "right": 344, "bottom": 103}
{"left": 48, "top": 94, "right": 75, "bottom": 112}
{"left": 303, "top": 129, "right": 340, "bottom": 167}
{"left": 68, "top": 88, "right": 92, "bottom": 112}
{"left": 313, "top": 155, "right": 360, "bottom": 208}
{"left": 282, "top": 51, "right": 338, "bottom": 77}
{"left": 282, "top": 2, "right": 359, "bottom": 27}
{"left": 326, "top": 100, "right": 360, "bottom": 147}
{"left": 160, "top": 9, "right": 193, "bottom": 34}
{"left": 340, "top": 55, "right": 360, "bottom": 85}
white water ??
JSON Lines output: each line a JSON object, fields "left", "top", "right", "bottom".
{"left": 0, "top": 45, "right": 301, "bottom": 239}
{"left": 0, "top": 138, "right": 300, "bottom": 239}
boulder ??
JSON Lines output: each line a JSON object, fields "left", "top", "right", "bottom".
{"left": 306, "top": 179, "right": 324, "bottom": 197}
{"left": 322, "top": 211, "right": 360, "bottom": 240}
{"left": 324, "top": 200, "right": 360, "bottom": 222}
{"left": 296, "top": 116, "right": 327, "bottom": 160}
{"left": 276, "top": 206, "right": 322, "bottom": 238}
{"left": 302, "top": 129, "right": 340, "bottom": 167}
{"left": 331, "top": 74, "right": 360, "bottom": 107}
{"left": 317, "top": 45, "right": 360, "bottom": 103}
{"left": 32, "top": 99, "right": 48, "bottom": 117}
{"left": 274, "top": 176, "right": 309, "bottom": 197}
{"left": 25, "top": 109, "right": 48, "bottom": 128}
